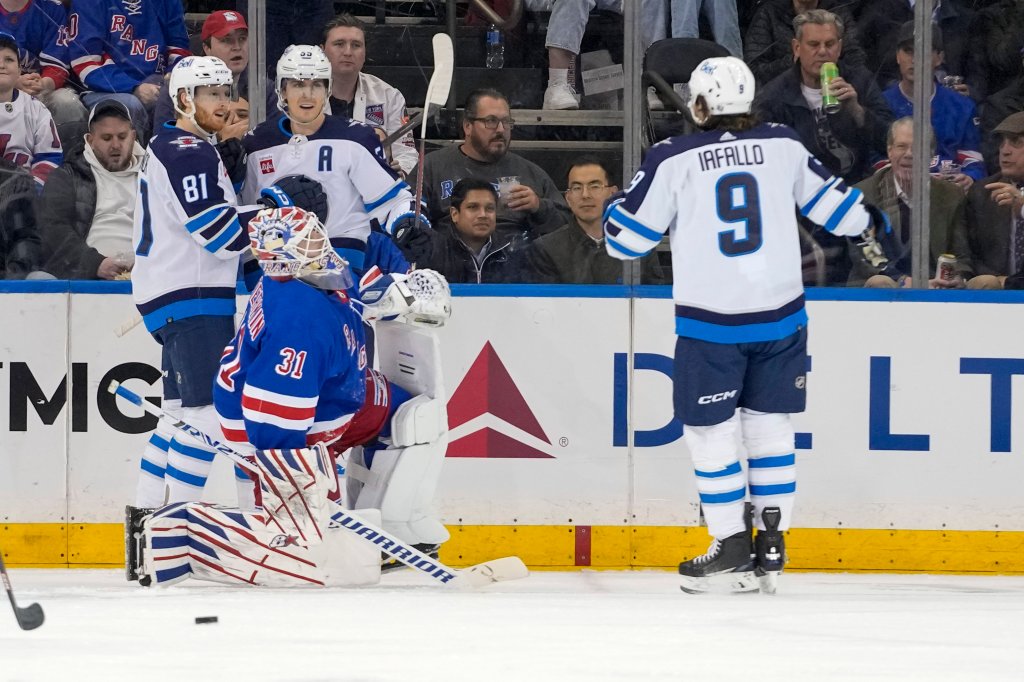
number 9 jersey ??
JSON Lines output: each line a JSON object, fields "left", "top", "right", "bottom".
{"left": 132, "top": 123, "right": 259, "bottom": 333}
{"left": 604, "top": 123, "right": 871, "bottom": 344}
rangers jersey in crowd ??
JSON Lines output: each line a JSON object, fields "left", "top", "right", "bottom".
{"left": 214, "top": 277, "right": 369, "bottom": 450}
{"left": 242, "top": 114, "right": 417, "bottom": 275}
{"left": 329, "top": 71, "right": 417, "bottom": 175}
{"left": 0, "top": 0, "right": 71, "bottom": 87}
{"left": 0, "top": 90, "right": 62, "bottom": 185}
{"left": 69, "top": 0, "right": 189, "bottom": 93}
{"left": 132, "top": 123, "right": 256, "bottom": 333}
{"left": 882, "top": 82, "right": 985, "bottom": 180}
{"left": 604, "top": 124, "right": 871, "bottom": 343}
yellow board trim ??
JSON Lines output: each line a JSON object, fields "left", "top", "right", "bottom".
{"left": 4, "top": 524, "right": 1023, "bottom": 574}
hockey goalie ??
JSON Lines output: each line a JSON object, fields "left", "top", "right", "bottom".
{"left": 125, "top": 207, "right": 453, "bottom": 587}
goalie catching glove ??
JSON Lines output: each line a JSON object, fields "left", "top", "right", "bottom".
{"left": 357, "top": 266, "right": 451, "bottom": 328}
{"left": 257, "top": 174, "right": 330, "bottom": 222}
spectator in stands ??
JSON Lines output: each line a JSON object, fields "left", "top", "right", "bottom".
{"left": 755, "top": 10, "right": 891, "bottom": 185}
{"left": 37, "top": 99, "right": 144, "bottom": 280}
{"left": 965, "top": 0, "right": 1024, "bottom": 103}
{"left": 321, "top": 13, "right": 417, "bottom": 176}
{"left": 849, "top": 117, "right": 978, "bottom": 288}
{"left": 962, "top": 112, "right": 1024, "bottom": 289}
{"left": 153, "top": 11, "right": 272, "bottom": 137}
{"left": 882, "top": 21, "right": 983, "bottom": 190}
{"left": 858, "top": 1, "right": 975, "bottom": 94}
{"left": 412, "top": 88, "right": 571, "bottom": 239}
{"left": 669, "top": 1, "right": 742, "bottom": 58}
{"left": 0, "top": 32, "right": 62, "bottom": 187}
{"left": 521, "top": 156, "right": 666, "bottom": 284}
{"left": 68, "top": 0, "right": 190, "bottom": 142}
{"left": 745, "top": 0, "right": 865, "bottom": 86}
{"left": 980, "top": 48, "right": 1024, "bottom": 174}
{"left": 532, "top": 0, "right": 666, "bottom": 110}
{"left": 0, "top": 0, "right": 86, "bottom": 127}
{"left": 414, "top": 178, "right": 520, "bottom": 284}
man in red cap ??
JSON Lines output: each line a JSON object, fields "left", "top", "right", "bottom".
{"left": 152, "top": 10, "right": 276, "bottom": 136}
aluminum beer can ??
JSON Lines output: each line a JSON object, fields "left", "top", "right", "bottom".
{"left": 821, "top": 62, "right": 840, "bottom": 113}
{"left": 937, "top": 253, "right": 958, "bottom": 282}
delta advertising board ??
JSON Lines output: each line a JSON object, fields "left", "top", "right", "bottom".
{"left": 1, "top": 291, "right": 1023, "bottom": 533}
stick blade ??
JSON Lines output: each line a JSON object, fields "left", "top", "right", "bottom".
{"left": 16, "top": 602, "right": 44, "bottom": 631}
{"left": 425, "top": 33, "right": 454, "bottom": 108}
{"left": 456, "top": 556, "right": 529, "bottom": 588}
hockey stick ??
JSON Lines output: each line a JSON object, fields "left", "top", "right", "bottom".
{"left": 0, "top": 552, "right": 44, "bottom": 631}
{"left": 108, "top": 380, "right": 527, "bottom": 588}
{"left": 113, "top": 312, "right": 143, "bottom": 338}
{"left": 413, "top": 33, "right": 455, "bottom": 224}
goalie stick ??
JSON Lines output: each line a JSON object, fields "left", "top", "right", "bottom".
{"left": 108, "top": 380, "right": 527, "bottom": 588}
{"left": 413, "top": 33, "right": 454, "bottom": 225}
{"left": 0, "top": 552, "right": 44, "bottom": 630}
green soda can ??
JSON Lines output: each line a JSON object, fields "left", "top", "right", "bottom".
{"left": 821, "top": 62, "right": 840, "bottom": 113}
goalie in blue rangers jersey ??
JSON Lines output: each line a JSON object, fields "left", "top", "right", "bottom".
{"left": 125, "top": 207, "right": 453, "bottom": 587}
{"left": 130, "top": 56, "right": 317, "bottom": 512}
{"left": 603, "top": 57, "right": 889, "bottom": 595}
{"left": 242, "top": 44, "right": 431, "bottom": 281}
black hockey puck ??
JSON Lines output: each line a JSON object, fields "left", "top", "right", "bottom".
{"left": 194, "top": 616, "right": 218, "bottom": 625}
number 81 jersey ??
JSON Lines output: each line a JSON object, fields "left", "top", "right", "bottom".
{"left": 132, "top": 124, "right": 254, "bottom": 333}
{"left": 604, "top": 123, "right": 871, "bottom": 343}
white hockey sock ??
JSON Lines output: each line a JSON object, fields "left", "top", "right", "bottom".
{"left": 684, "top": 413, "right": 747, "bottom": 539}
{"left": 548, "top": 67, "right": 570, "bottom": 88}
{"left": 135, "top": 400, "right": 181, "bottom": 507}
{"left": 165, "top": 405, "right": 220, "bottom": 503}
{"left": 740, "top": 409, "right": 796, "bottom": 531}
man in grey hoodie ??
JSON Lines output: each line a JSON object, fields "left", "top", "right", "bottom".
{"left": 39, "top": 99, "right": 145, "bottom": 279}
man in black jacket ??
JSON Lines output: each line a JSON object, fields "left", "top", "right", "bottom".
{"left": 416, "top": 178, "right": 520, "bottom": 284}
{"left": 38, "top": 100, "right": 144, "bottom": 279}
{"left": 521, "top": 156, "right": 667, "bottom": 284}
{"left": 0, "top": 158, "right": 41, "bottom": 279}
{"left": 754, "top": 9, "right": 891, "bottom": 186}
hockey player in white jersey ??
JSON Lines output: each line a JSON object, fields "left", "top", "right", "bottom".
{"left": 603, "top": 57, "right": 889, "bottom": 594}
{"left": 242, "top": 44, "right": 430, "bottom": 280}
{"left": 130, "top": 56, "right": 320, "bottom": 511}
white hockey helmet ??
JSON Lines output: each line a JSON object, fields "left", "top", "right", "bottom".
{"left": 275, "top": 44, "right": 332, "bottom": 114}
{"left": 169, "top": 56, "right": 233, "bottom": 117}
{"left": 686, "top": 56, "right": 755, "bottom": 123}
{"left": 249, "top": 207, "right": 352, "bottom": 290}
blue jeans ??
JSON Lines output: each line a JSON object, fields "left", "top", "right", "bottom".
{"left": 670, "top": 0, "right": 742, "bottom": 57}
{"left": 545, "top": 0, "right": 667, "bottom": 53}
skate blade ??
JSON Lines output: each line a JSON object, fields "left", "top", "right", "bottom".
{"left": 680, "top": 570, "right": 760, "bottom": 595}
{"left": 757, "top": 570, "right": 780, "bottom": 595}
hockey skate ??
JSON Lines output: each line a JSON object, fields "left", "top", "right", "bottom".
{"left": 124, "top": 505, "right": 155, "bottom": 586}
{"left": 754, "top": 506, "right": 786, "bottom": 595}
{"left": 381, "top": 543, "right": 441, "bottom": 574}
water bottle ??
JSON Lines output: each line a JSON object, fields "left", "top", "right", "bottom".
{"left": 486, "top": 24, "right": 504, "bottom": 69}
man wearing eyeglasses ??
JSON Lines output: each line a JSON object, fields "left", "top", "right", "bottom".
{"left": 411, "top": 88, "right": 571, "bottom": 240}
{"left": 521, "top": 156, "right": 667, "bottom": 284}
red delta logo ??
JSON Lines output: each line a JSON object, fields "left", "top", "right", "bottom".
{"left": 446, "top": 342, "right": 554, "bottom": 459}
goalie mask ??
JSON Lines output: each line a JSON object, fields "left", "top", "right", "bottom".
{"left": 686, "top": 56, "right": 755, "bottom": 125}
{"left": 249, "top": 207, "right": 353, "bottom": 290}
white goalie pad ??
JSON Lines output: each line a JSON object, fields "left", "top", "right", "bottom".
{"left": 142, "top": 502, "right": 382, "bottom": 587}
{"left": 354, "top": 323, "right": 450, "bottom": 546}
{"left": 254, "top": 444, "right": 336, "bottom": 544}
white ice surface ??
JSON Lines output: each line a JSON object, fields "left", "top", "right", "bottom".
{"left": 1, "top": 569, "right": 1021, "bottom": 682}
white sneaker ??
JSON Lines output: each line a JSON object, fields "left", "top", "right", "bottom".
{"left": 647, "top": 85, "right": 665, "bottom": 111}
{"left": 543, "top": 82, "right": 580, "bottom": 110}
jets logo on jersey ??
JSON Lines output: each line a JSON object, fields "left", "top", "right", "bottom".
{"left": 259, "top": 156, "right": 275, "bottom": 174}
{"left": 170, "top": 136, "right": 202, "bottom": 150}
{"left": 365, "top": 104, "right": 385, "bottom": 126}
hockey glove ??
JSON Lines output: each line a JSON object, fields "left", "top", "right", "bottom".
{"left": 857, "top": 203, "right": 892, "bottom": 271}
{"left": 216, "top": 138, "right": 247, "bottom": 186}
{"left": 258, "top": 174, "right": 330, "bottom": 222}
{"left": 390, "top": 212, "right": 434, "bottom": 265}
